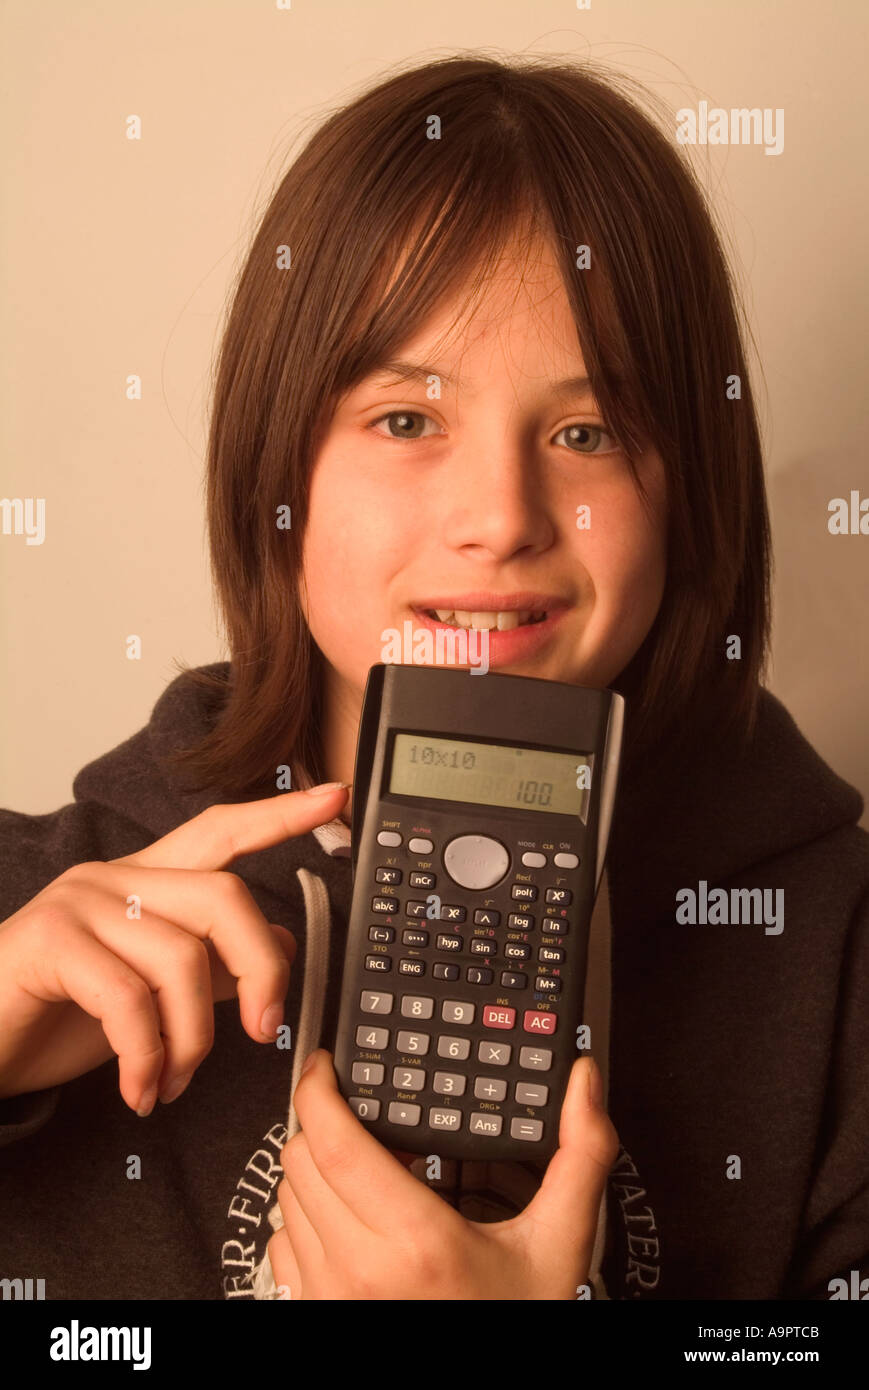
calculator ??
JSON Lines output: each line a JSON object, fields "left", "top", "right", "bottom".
{"left": 332, "top": 663, "right": 624, "bottom": 1162}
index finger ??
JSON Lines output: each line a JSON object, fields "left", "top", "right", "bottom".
{"left": 114, "top": 783, "right": 350, "bottom": 871}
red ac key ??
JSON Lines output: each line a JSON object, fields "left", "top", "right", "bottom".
{"left": 523, "top": 1010, "right": 557, "bottom": 1035}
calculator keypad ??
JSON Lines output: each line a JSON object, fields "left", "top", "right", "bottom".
{"left": 344, "top": 832, "right": 581, "bottom": 1156}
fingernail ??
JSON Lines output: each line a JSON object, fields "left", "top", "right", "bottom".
{"left": 260, "top": 1003, "right": 284, "bottom": 1039}
{"left": 300, "top": 1051, "right": 317, "bottom": 1077}
{"left": 159, "top": 1071, "right": 192, "bottom": 1104}
{"left": 136, "top": 1086, "right": 157, "bottom": 1117}
{"left": 586, "top": 1056, "right": 604, "bottom": 1109}
{"left": 303, "top": 781, "right": 350, "bottom": 795}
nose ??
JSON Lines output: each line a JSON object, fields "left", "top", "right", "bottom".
{"left": 444, "top": 437, "right": 555, "bottom": 562}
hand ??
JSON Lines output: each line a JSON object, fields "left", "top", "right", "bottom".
{"left": 0, "top": 783, "right": 349, "bottom": 1111}
{"left": 267, "top": 1048, "right": 619, "bottom": 1300}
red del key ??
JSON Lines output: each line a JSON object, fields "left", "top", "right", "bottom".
{"left": 483, "top": 1005, "right": 516, "bottom": 1029}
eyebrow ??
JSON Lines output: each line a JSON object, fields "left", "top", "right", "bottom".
{"left": 368, "top": 359, "right": 595, "bottom": 397}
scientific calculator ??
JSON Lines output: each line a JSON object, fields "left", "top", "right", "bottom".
{"left": 332, "top": 662, "right": 624, "bottom": 1161}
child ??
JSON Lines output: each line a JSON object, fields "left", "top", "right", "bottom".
{"left": 1, "top": 55, "right": 866, "bottom": 1301}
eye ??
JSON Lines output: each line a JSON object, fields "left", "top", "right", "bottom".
{"left": 554, "top": 423, "right": 621, "bottom": 455}
{"left": 369, "top": 411, "right": 441, "bottom": 441}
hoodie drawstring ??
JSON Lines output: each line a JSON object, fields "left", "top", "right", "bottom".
{"left": 252, "top": 867, "right": 332, "bottom": 1299}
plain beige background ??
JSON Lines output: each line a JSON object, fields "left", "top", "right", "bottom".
{"left": 1, "top": 0, "right": 867, "bottom": 828}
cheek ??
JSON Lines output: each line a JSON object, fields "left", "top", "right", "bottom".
{"left": 569, "top": 480, "right": 666, "bottom": 686}
{"left": 299, "top": 457, "right": 408, "bottom": 673}
{"left": 303, "top": 453, "right": 405, "bottom": 586}
{"left": 301, "top": 462, "right": 365, "bottom": 611}
{"left": 581, "top": 481, "right": 666, "bottom": 605}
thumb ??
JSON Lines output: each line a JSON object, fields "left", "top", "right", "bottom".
{"left": 512, "top": 1057, "right": 619, "bottom": 1280}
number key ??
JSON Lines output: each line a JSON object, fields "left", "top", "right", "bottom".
{"left": 401, "top": 995, "right": 434, "bottom": 1019}
{"left": 442, "top": 1000, "right": 475, "bottom": 1025}
{"left": 352, "top": 1062, "right": 384, "bottom": 1085}
{"left": 360, "top": 991, "right": 393, "bottom": 1014}
{"left": 433, "top": 1071, "right": 466, "bottom": 1096}
{"left": 392, "top": 1066, "right": 426, "bottom": 1091}
{"left": 349, "top": 1097, "right": 381, "bottom": 1121}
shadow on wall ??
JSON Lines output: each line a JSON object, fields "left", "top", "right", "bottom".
{"left": 767, "top": 455, "right": 869, "bottom": 830}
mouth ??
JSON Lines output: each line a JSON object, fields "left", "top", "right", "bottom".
{"left": 417, "top": 607, "right": 548, "bottom": 631}
{"left": 406, "top": 595, "right": 570, "bottom": 667}
{"left": 410, "top": 593, "right": 569, "bottom": 632}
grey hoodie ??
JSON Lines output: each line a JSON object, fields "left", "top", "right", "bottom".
{"left": 1, "top": 663, "right": 867, "bottom": 1300}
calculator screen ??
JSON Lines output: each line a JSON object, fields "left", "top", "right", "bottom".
{"left": 389, "top": 733, "right": 590, "bottom": 817}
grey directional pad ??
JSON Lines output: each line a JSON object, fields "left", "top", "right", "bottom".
{"left": 443, "top": 834, "right": 509, "bottom": 890}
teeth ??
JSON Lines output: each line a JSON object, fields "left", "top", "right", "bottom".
{"left": 426, "top": 608, "right": 544, "bottom": 629}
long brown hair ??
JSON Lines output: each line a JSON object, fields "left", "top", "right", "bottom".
{"left": 167, "top": 54, "right": 771, "bottom": 797}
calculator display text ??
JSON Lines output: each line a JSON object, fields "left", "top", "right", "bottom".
{"left": 389, "top": 733, "right": 590, "bottom": 816}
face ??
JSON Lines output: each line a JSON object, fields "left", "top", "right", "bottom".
{"left": 300, "top": 233, "right": 667, "bottom": 755}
